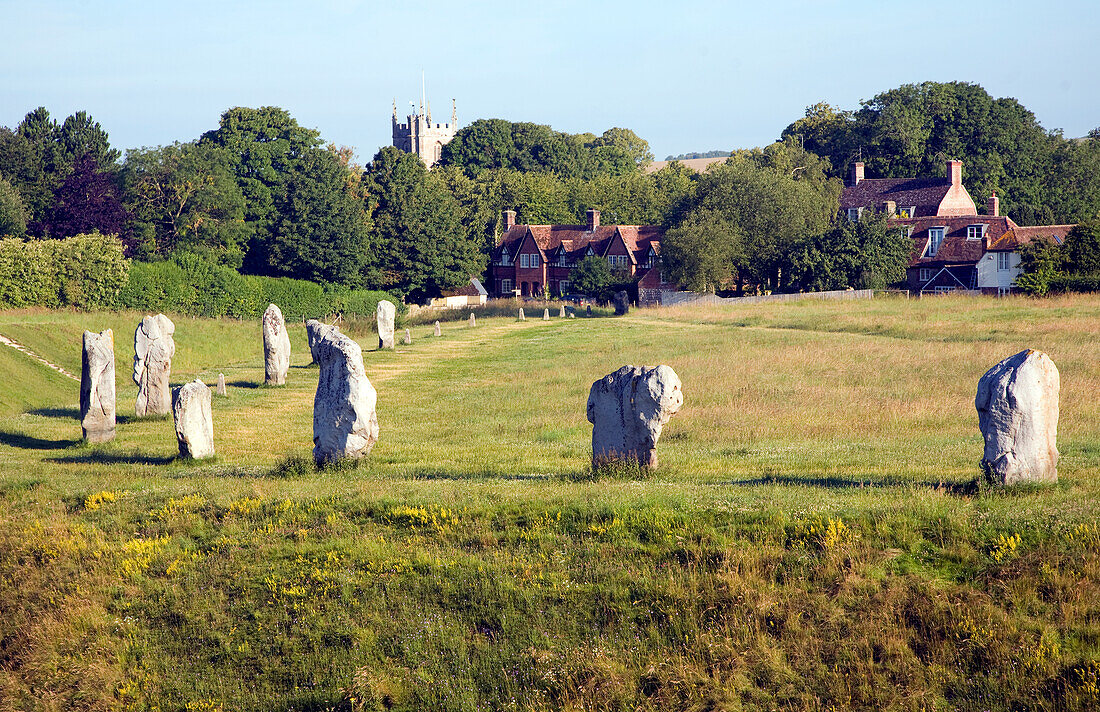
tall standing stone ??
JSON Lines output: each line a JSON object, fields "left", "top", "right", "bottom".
{"left": 519, "top": 308, "right": 525, "bottom": 321}
{"left": 543, "top": 308, "right": 550, "bottom": 321}
{"left": 133, "top": 314, "right": 175, "bottom": 416}
{"left": 80, "top": 329, "right": 115, "bottom": 443}
{"left": 587, "top": 365, "right": 683, "bottom": 469}
{"left": 313, "top": 325, "right": 379, "bottom": 465}
{"left": 434, "top": 321, "right": 442, "bottom": 337}
{"left": 976, "top": 349, "right": 1060, "bottom": 485}
{"left": 376, "top": 300, "right": 396, "bottom": 349}
{"left": 403, "top": 328, "right": 412, "bottom": 345}
{"left": 613, "top": 290, "right": 630, "bottom": 316}
{"left": 469, "top": 313, "right": 476, "bottom": 327}
{"left": 586, "top": 305, "right": 592, "bottom": 316}
{"left": 172, "top": 379, "right": 214, "bottom": 459}
{"left": 263, "top": 303, "right": 291, "bottom": 386}
{"left": 216, "top": 373, "right": 227, "bottom": 396}
{"left": 305, "top": 319, "right": 325, "bottom": 364}
{"left": 559, "top": 305, "right": 566, "bottom": 318}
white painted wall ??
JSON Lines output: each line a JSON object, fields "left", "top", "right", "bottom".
{"left": 976, "top": 252, "right": 1021, "bottom": 290}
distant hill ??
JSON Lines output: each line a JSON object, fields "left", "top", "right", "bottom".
{"left": 664, "top": 150, "right": 731, "bottom": 160}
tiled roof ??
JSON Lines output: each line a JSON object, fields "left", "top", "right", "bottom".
{"left": 901, "top": 215, "right": 1016, "bottom": 266}
{"left": 988, "top": 225, "right": 1073, "bottom": 251}
{"left": 841, "top": 177, "right": 952, "bottom": 217}
{"left": 494, "top": 223, "right": 663, "bottom": 260}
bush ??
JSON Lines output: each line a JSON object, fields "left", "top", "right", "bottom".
{"left": 0, "top": 233, "right": 129, "bottom": 309}
{"left": 1050, "top": 272, "right": 1100, "bottom": 293}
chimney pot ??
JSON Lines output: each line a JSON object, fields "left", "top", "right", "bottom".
{"left": 851, "top": 162, "right": 865, "bottom": 186}
{"left": 586, "top": 209, "right": 600, "bottom": 231}
{"left": 503, "top": 210, "right": 516, "bottom": 231}
{"left": 987, "top": 192, "right": 1000, "bottom": 217}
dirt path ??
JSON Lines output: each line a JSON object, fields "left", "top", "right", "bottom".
{"left": 0, "top": 333, "right": 80, "bottom": 382}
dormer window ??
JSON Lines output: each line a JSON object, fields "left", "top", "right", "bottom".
{"left": 643, "top": 247, "right": 657, "bottom": 269}
{"left": 897, "top": 206, "right": 914, "bottom": 219}
{"left": 554, "top": 250, "right": 566, "bottom": 267}
{"left": 586, "top": 247, "right": 595, "bottom": 257}
{"left": 499, "top": 248, "right": 511, "bottom": 266}
{"left": 966, "top": 225, "right": 985, "bottom": 240}
{"left": 847, "top": 207, "right": 862, "bottom": 222}
{"left": 927, "top": 227, "right": 946, "bottom": 257}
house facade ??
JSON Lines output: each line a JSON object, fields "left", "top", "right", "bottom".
{"left": 841, "top": 160, "right": 1072, "bottom": 295}
{"left": 488, "top": 209, "right": 672, "bottom": 305}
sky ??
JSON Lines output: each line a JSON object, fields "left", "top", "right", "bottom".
{"left": 2, "top": 0, "right": 1098, "bottom": 163}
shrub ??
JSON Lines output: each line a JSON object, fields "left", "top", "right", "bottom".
{"left": 0, "top": 233, "right": 129, "bottom": 309}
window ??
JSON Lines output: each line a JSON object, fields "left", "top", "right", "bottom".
{"left": 501, "top": 278, "right": 512, "bottom": 294}
{"left": 927, "top": 227, "right": 945, "bottom": 256}
{"left": 530, "top": 253, "right": 540, "bottom": 267}
{"left": 558, "top": 280, "right": 569, "bottom": 295}
{"left": 934, "top": 286, "right": 955, "bottom": 294}
{"left": 519, "top": 254, "right": 529, "bottom": 269}
{"left": 607, "top": 255, "right": 628, "bottom": 268}
{"left": 643, "top": 249, "right": 656, "bottom": 269}
{"left": 847, "top": 207, "right": 862, "bottom": 222}
{"left": 897, "top": 206, "right": 914, "bottom": 218}
{"left": 498, "top": 249, "right": 511, "bottom": 266}
{"left": 967, "top": 225, "right": 985, "bottom": 240}
{"left": 899, "top": 227, "right": 910, "bottom": 240}
{"left": 919, "top": 268, "right": 933, "bottom": 282}
{"left": 997, "top": 252, "right": 1012, "bottom": 271}
{"left": 554, "top": 251, "right": 566, "bottom": 267}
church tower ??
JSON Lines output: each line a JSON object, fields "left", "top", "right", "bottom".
{"left": 392, "top": 87, "right": 458, "bottom": 169}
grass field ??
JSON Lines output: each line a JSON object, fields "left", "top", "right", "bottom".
{"left": 0, "top": 295, "right": 1098, "bottom": 712}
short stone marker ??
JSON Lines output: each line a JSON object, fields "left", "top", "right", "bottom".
{"left": 216, "top": 373, "right": 227, "bottom": 396}
{"left": 376, "top": 300, "right": 396, "bottom": 349}
{"left": 518, "top": 308, "right": 525, "bottom": 321}
{"left": 613, "top": 290, "right": 630, "bottom": 316}
{"left": 133, "top": 314, "right": 175, "bottom": 416}
{"left": 569, "top": 312, "right": 575, "bottom": 319}
{"left": 587, "top": 365, "right": 683, "bottom": 469}
{"left": 543, "top": 308, "right": 550, "bottom": 321}
{"left": 313, "top": 325, "right": 379, "bottom": 465}
{"left": 80, "top": 329, "right": 116, "bottom": 443}
{"left": 469, "top": 313, "right": 476, "bottom": 327}
{"left": 559, "top": 305, "right": 566, "bottom": 318}
{"left": 305, "top": 319, "right": 325, "bottom": 364}
{"left": 172, "top": 379, "right": 214, "bottom": 459}
{"left": 262, "top": 303, "right": 291, "bottom": 386}
{"left": 434, "top": 321, "right": 442, "bottom": 337}
{"left": 403, "top": 328, "right": 412, "bottom": 345}
{"left": 976, "top": 349, "right": 1060, "bottom": 485}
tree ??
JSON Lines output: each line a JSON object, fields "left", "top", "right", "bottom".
{"left": 1062, "top": 218, "right": 1100, "bottom": 275}
{"left": 1014, "top": 237, "right": 1064, "bottom": 296}
{"left": 660, "top": 210, "right": 740, "bottom": 292}
{"left": 784, "top": 211, "right": 911, "bottom": 292}
{"left": 363, "top": 147, "right": 484, "bottom": 300}
{"left": 571, "top": 256, "right": 613, "bottom": 297}
{"left": 42, "top": 154, "right": 128, "bottom": 238}
{"left": 0, "top": 177, "right": 27, "bottom": 237}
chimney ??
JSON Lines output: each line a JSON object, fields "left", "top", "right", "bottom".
{"left": 947, "top": 160, "right": 962, "bottom": 187}
{"left": 586, "top": 209, "right": 600, "bottom": 231}
{"left": 883, "top": 200, "right": 896, "bottom": 216}
{"left": 987, "top": 192, "right": 999, "bottom": 217}
{"left": 850, "top": 162, "right": 864, "bottom": 186}
{"left": 502, "top": 210, "right": 516, "bottom": 231}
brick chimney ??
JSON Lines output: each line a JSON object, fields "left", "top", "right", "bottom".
{"left": 850, "top": 162, "right": 864, "bottom": 186}
{"left": 947, "top": 160, "right": 962, "bottom": 187}
{"left": 502, "top": 209, "right": 516, "bottom": 231}
{"left": 987, "top": 192, "right": 999, "bottom": 217}
{"left": 586, "top": 209, "right": 600, "bottom": 231}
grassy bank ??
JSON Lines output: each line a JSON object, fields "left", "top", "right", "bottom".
{"left": 0, "top": 295, "right": 1098, "bottom": 711}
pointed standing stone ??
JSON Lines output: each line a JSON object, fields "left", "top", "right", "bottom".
{"left": 403, "top": 328, "right": 412, "bottom": 345}
{"left": 976, "top": 349, "right": 1060, "bottom": 485}
{"left": 559, "top": 305, "right": 566, "bottom": 317}
{"left": 80, "top": 329, "right": 115, "bottom": 443}
{"left": 216, "top": 373, "right": 227, "bottom": 396}
{"left": 313, "top": 325, "right": 379, "bottom": 465}
{"left": 263, "top": 304, "right": 291, "bottom": 386}
{"left": 376, "top": 300, "right": 396, "bottom": 349}
{"left": 434, "top": 321, "right": 442, "bottom": 337}
{"left": 613, "top": 290, "right": 630, "bottom": 316}
{"left": 133, "top": 314, "right": 175, "bottom": 416}
{"left": 543, "top": 308, "right": 550, "bottom": 321}
{"left": 469, "top": 313, "right": 476, "bottom": 327}
{"left": 519, "top": 308, "right": 525, "bottom": 321}
{"left": 172, "top": 379, "right": 214, "bottom": 459}
{"left": 587, "top": 365, "right": 683, "bottom": 469}
{"left": 305, "top": 319, "right": 325, "bottom": 364}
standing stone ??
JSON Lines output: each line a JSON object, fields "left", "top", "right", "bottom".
{"left": 586, "top": 304, "right": 592, "bottom": 316}
{"left": 313, "top": 325, "right": 379, "bottom": 465}
{"left": 519, "top": 308, "right": 525, "bottom": 321}
{"left": 559, "top": 305, "right": 566, "bottom": 318}
{"left": 976, "top": 349, "right": 1060, "bottom": 485}
{"left": 216, "top": 373, "right": 227, "bottom": 396}
{"left": 172, "top": 379, "right": 214, "bottom": 459}
{"left": 569, "top": 312, "right": 576, "bottom": 319}
{"left": 80, "top": 329, "right": 115, "bottom": 443}
{"left": 133, "top": 314, "right": 175, "bottom": 416}
{"left": 434, "top": 321, "right": 442, "bottom": 337}
{"left": 376, "top": 300, "right": 396, "bottom": 349}
{"left": 305, "top": 319, "right": 325, "bottom": 364}
{"left": 403, "top": 328, "right": 412, "bottom": 345}
{"left": 469, "top": 313, "right": 476, "bottom": 327}
{"left": 262, "top": 304, "right": 291, "bottom": 386}
{"left": 543, "top": 308, "right": 550, "bottom": 321}
{"left": 613, "top": 290, "right": 630, "bottom": 316}
{"left": 587, "top": 365, "right": 683, "bottom": 469}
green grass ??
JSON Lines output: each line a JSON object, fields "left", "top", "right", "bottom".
{"left": 1, "top": 296, "right": 1099, "bottom": 711}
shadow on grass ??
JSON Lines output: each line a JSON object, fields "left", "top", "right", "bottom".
{"left": 0, "top": 430, "right": 82, "bottom": 450}
{"left": 411, "top": 469, "right": 555, "bottom": 481}
{"left": 48, "top": 449, "right": 177, "bottom": 466}
{"left": 228, "top": 380, "right": 261, "bottom": 389}
{"left": 26, "top": 406, "right": 79, "bottom": 419}
{"left": 116, "top": 413, "right": 171, "bottom": 425}
{"left": 725, "top": 474, "right": 981, "bottom": 495}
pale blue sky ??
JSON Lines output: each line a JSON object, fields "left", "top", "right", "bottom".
{"left": 2, "top": 0, "right": 1097, "bottom": 162}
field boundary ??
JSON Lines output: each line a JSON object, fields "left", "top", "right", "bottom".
{"left": 659, "top": 288, "right": 874, "bottom": 307}
{"left": 0, "top": 332, "right": 79, "bottom": 381}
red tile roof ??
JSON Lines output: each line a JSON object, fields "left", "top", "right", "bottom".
{"left": 840, "top": 177, "right": 952, "bottom": 217}
{"left": 494, "top": 223, "right": 663, "bottom": 262}
{"left": 901, "top": 215, "right": 1016, "bottom": 266}
{"left": 988, "top": 225, "right": 1073, "bottom": 251}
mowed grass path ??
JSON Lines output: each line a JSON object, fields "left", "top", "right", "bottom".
{"left": 0, "top": 295, "right": 1098, "bottom": 712}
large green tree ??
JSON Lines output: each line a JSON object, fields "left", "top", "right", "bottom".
{"left": 785, "top": 211, "right": 912, "bottom": 292}
{"left": 660, "top": 210, "right": 741, "bottom": 292}
{"left": 0, "top": 177, "right": 28, "bottom": 237}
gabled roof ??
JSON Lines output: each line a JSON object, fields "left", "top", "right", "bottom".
{"left": 902, "top": 215, "right": 1016, "bottom": 266}
{"left": 494, "top": 223, "right": 663, "bottom": 260}
{"left": 988, "top": 225, "right": 1073, "bottom": 251}
{"left": 841, "top": 178, "right": 953, "bottom": 218}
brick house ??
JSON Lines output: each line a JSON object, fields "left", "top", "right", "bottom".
{"left": 488, "top": 209, "right": 674, "bottom": 305}
{"left": 841, "top": 160, "right": 1072, "bottom": 294}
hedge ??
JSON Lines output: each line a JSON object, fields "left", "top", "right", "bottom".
{"left": 1050, "top": 272, "right": 1100, "bottom": 293}
{"left": 0, "top": 233, "right": 129, "bottom": 309}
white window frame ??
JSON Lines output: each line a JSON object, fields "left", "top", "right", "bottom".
{"left": 528, "top": 253, "right": 540, "bottom": 268}
{"left": 558, "top": 280, "right": 569, "bottom": 295}
{"left": 847, "top": 207, "right": 862, "bottom": 222}
{"left": 554, "top": 251, "right": 566, "bottom": 267}
{"left": 919, "top": 268, "right": 933, "bottom": 282}
{"left": 897, "top": 206, "right": 914, "bottom": 219}
{"left": 934, "top": 286, "right": 955, "bottom": 294}
{"left": 927, "top": 227, "right": 945, "bottom": 257}
{"left": 997, "top": 252, "right": 1011, "bottom": 271}
{"left": 967, "top": 225, "right": 985, "bottom": 240}
{"left": 501, "top": 278, "right": 512, "bottom": 294}
{"left": 519, "top": 254, "right": 529, "bottom": 269}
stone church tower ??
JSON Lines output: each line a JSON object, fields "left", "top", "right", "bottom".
{"left": 392, "top": 96, "right": 458, "bottom": 169}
